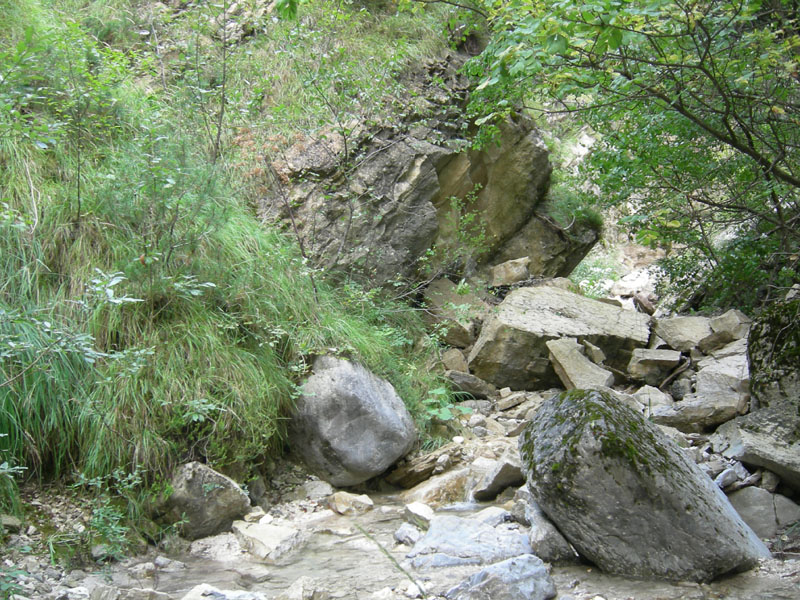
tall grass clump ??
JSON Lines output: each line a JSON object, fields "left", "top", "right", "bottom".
{"left": 0, "top": 0, "right": 456, "bottom": 518}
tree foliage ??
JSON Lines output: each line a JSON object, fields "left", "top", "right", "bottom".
{"left": 470, "top": 0, "right": 800, "bottom": 310}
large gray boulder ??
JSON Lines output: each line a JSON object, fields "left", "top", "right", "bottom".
{"left": 162, "top": 462, "right": 250, "bottom": 540}
{"left": 290, "top": 356, "right": 416, "bottom": 486}
{"left": 468, "top": 287, "right": 650, "bottom": 390}
{"left": 519, "top": 390, "right": 770, "bottom": 582}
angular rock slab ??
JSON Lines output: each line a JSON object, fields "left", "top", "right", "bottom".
{"left": 546, "top": 337, "right": 614, "bottom": 390}
{"left": 654, "top": 316, "right": 712, "bottom": 352}
{"left": 468, "top": 286, "right": 651, "bottom": 390}
{"left": 518, "top": 390, "right": 770, "bottom": 582}
{"left": 406, "top": 514, "right": 532, "bottom": 569}
{"left": 163, "top": 462, "right": 250, "bottom": 541}
{"left": 728, "top": 486, "right": 800, "bottom": 540}
{"left": 290, "top": 356, "right": 416, "bottom": 486}
{"left": 232, "top": 521, "right": 306, "bottom": 563}
{"left": 445, "top": 554, "right": 556, "bottom": 600}
{"left": 711, "top": 406, "right": 800, "bottom": 491}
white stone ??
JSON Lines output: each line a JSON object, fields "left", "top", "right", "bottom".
{"left": 404, "top": 502, "right": 434, "bottom": 530}
{"left": 232, "top": 521, "right": 305, "bottom": 563}
{"left": 328, "top": 491, "right": 374, "bottom": 515}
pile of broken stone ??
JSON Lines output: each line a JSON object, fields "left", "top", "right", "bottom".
{"left": 424, "top": 281, "right": 799, "bottom": 549}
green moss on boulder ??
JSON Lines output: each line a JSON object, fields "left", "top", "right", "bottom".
{"left": 519, "top": 389, "right": 769, "bottom": 582}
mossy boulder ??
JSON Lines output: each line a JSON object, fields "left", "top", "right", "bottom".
{"left": 519, "top": 390, "right": 769, "bottom": 582}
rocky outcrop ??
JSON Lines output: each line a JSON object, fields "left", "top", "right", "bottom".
{"left": 468, "top": 286, "right": 650, "bottom": 390}
{"left": 289, "top": 356, "right": 416, "bottom": 486}
{"left": 519, "top": 390, "right": 770, "bottom": 582}
{"left": 162, "top": 462, "right": 250, "bottom": 541}
{"left": 262, "top": 56, "right": 597, "bottom": 285}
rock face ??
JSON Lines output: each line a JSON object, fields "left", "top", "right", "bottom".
{"left": 163, "top": 462, "right": 250, "bottom": 541}
{"left": 262, "top": 56, "right": 597, "bottom": 285}
{"left": 518, "top": 390, "right": 770, "bottom": 582}
{"left": 748, "top": 299, "right": 800, "bottom": 411}
{"left": 711, "top": 300, "right": 800, "bottom": 492}
{"left": 290, "top": 356, "right": 416, "bottom": 486}
{"left": 468, "top": 287, "right": 650, "bottom": 390}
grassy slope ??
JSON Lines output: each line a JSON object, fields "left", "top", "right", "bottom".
{"left": 0, "top": 0, "right": 459, "bottom": 519}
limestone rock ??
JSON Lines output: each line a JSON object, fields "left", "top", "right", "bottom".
{"left": 632, "top": 385, "right": 674, "bottom": 416}
{"left": 651, "top": 343, "right": 749, "bottom": 432}
{"left": 445, "top": 371, "right": 496, "bottom": 399}
{"left": 401, "top": 468, "right": 470, "bottom": 507}
{"left": 404, "top": 502, "right": 434, "bottom": 530}
{"left": 627, "top": 349, "right": 682, "bottom": 385}
{"left": 442, "top": 348, "right": 469, "bottom": 373}
{"left": 386, "top": 442, "right": 465, "bottom": 488}
{"left": 711, "top": 407, "right": 800, "bottom": 491}
{"left": 406, "top": 515, "right": 532, "bottom": 569}
{"left": 512, "top": 487, "right": 578, "bottom": 564}
{"left": 489, "top": 257, "right": 530, "bottom": 287}
{"left": 290, "top": 356, "right": 416, "bottom": 486}
{"left": 728, "top": 486, "right": 800, "bottom": 540}
{"left": 394, "top": 522, "right": 423, "bottom": 546}
{"left": 232, "top": 521, "right": 306, "bottom": 563}
{"left": 163, "top": 462, "right": 250, "bottom": 540}
{"left": 711, "top": 309, "right": 752, "bottom": 340}
{"left": 490, "top": 213, "right": 598, "bottom": 279}
{"left": 546, "top": 337, "right": 615, "bottom": 389}
{"left": 424, "top": 279, "right": 488, "bottom": 348}
{"left": 471, "top": 451, "right": 524, "bottom": 501}
{"left": 180, "top": 584, "right": 267, "bottom": 600}
{"left": 444, "top": 554, "right": 556, "bottom": 600}
{"left": 654, "top": 316, "right": 713, "bottom": 352}
{"left": 468, "top": 286, "right": 650, "bottom": 390}
{"left": 328, "top": 492, "right": 374, "bottom": 515}
{"left": 519, "top": 389, "right": 770, "bottom": 582}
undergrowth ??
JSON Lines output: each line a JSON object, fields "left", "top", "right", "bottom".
{"left": 0, "top": 0, "right": 460, "bottom": 542}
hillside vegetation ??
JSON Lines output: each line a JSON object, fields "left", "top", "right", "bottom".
{"left": 0, "top": 0, "right": 462, "bottom": 533}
